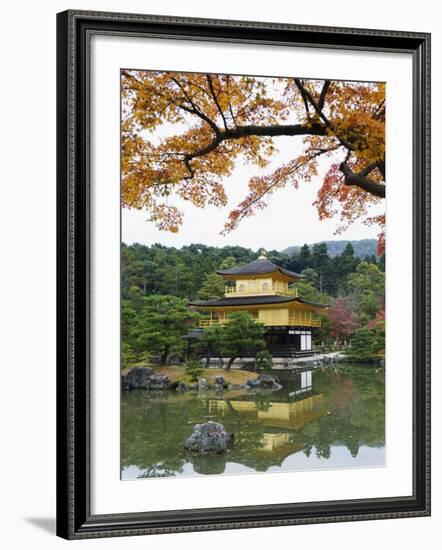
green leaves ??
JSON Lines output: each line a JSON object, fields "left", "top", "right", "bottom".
{"left": 347, "top": 261, "right": 385, "bottom": 322}
{"left": 199, "top": 312, "right": 266, "bottom": 370}
{"left": 346, "top": 328, "right": 377, "bottom": 360}
{"left": 197, "top": 272, "right": 225, "bottom": 300}
{"left": 123, "top": 294, "right": 200, "bottom": 365}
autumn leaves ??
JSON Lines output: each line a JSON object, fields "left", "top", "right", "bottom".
{"left": 121, "top": 71, "right": 385, "bottom": 241}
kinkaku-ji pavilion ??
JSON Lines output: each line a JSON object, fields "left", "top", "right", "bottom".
{"left": 189, "top": 255, "right": 328, "bottom": 356}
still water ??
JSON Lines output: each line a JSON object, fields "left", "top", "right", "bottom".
{"left": 121, "top": 366, "right": 385, "bottom": 480}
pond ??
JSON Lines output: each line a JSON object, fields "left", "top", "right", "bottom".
{"left": 121, "top": 366, "right": 385, "bottom": 480}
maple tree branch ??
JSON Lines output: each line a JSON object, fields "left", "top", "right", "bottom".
{"left": 121, "top": 70, "right": 143, "bottom": 86}
{"left": 373, "top": 99, "right": 386, "bottom": 119}
{"left": 353, "top": 158, "right": 385, "bottom": 181}
{"left": 228, "top": 100, "right": 237, "bottom": 127}
{"left": 176, "top": 103, "right": 221, "bottom": 136}
{"left": 230, "top": 147, "right": 335, "bottom": 227}
{"left": 224, "top": 78, "right": 238, "bottom": 127}
{"left": 184, "top": 158, "right": 195, "bottom": 179}
{"left": 206, "top": 75, "right": 229, "bottom": 131}
{"left": 171, "top": 77, "right": 221, "bottom": 137}
{"left": 339, "top": 162, "right": 385, "bottom": 198}
{"left": 318, "top": 80, "right": 331, "bottom": 111}
{"left": 358, "top": 162, "right": 379, "bottom": 177}
{"left": 183, "top": 122, "right": 327, "bottom": 166}
{"left": 294, "top": 79, "right": 330, "bottom": 126}
{"left": 298, "top": 86, "right": 311, "bottom": 119}
{"left": 294, "top": 79, "right": 356, "bottom": 152}
{"left": 377, "top": 158, "right": 386, "bottom": 179}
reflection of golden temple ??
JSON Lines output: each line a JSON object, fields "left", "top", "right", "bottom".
{"left": 261, "top": 432, "right": 290, "bottom": 451}
{"left": 208, "top": 394, "right": 323, "bottom": 428}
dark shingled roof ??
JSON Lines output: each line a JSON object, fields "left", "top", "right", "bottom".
{"left": 189, "top": 296, "right": 328, "bottom": 308}
{"left": 216, "top": 258, "right": 303, "bottom": 279}
{"left": 297, "top": 298, "right": 330, "bottom": 308}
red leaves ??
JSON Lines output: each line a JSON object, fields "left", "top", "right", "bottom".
{"left": 367, "top": 298, "right": 385, "bottom": 329}
{"left": 223, "top": 159, "right": 301, "bottom": 233}
{"left": 314, "top": 162, "right": 343, "bottom": 220}
{"left": 329, "top": 297, "right": 359, "bottom": 338}
{"left": 223, "top": 147, "right": 327, "bottom": 234}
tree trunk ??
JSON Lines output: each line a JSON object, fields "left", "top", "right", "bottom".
{"left": 224, "top": 356, "right": 236, "bottom": 371}
{"left": 160, "top": 345, "right": 169, "bottom": 365}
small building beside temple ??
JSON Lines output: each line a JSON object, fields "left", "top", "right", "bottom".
{"left": 189, "top": 255, "right": 328, "bottom": 357}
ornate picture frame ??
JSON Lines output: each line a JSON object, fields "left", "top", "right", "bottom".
{"left": 56, "top": 10, "right": 430, "bottom": 539}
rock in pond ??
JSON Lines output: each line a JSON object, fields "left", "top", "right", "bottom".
{"left": 246, "top": 374, "right": 282, "bottom": 391}
{"left": 122, "top": 366, "right": 154, "bottom": 390}
{"left": 147, "top": 374, "right": 169, "bottom": 390}
{"left": 185, "top": 421, "right": 233, "bottom": 454}
{"left": 121, "top": 377, "right": 132, "bottom": 392}
{"left": 258, "top": 373, "right": 282, "bottom": 389}
{"left": 246, "top": 378, "right": 261, "bottom": 389}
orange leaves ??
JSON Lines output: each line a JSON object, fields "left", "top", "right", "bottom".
{"left": 315, "top": 160, "right": 383, "bottom": 236}
{"left": 223, "top": 149, "right": 327, "bottom": 234}
{"left": 121, "top": 70, "right": 291, "bottom": 233}
{"left": 377, "top": 231, "right": 386, "bottom": 256}
{"left": 314, "top": 162, "right": 343, "bottom": 220}
{"left": 364, "top": 214, "right": 386, "bottom": 255}
{"left": 121, "top": 70, "right": 385, "bottom": 240}
{"left": 326, "top": 81, "right": 385, "bottom": 165}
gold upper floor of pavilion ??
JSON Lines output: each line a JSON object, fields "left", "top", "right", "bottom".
{"left": 224, "top": 282, "right": 298, "bottom": 298}
{"left": 219, "top": 256, "right": 301, "bottom": 298}
{"left": 189, "top": 256, "right": 327, "bottom": 329}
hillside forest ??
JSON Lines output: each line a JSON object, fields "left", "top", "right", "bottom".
{"left": 122, "top": 241, "right": 385, "bottom": 367}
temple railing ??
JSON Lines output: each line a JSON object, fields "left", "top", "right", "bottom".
{"left": 288, "top": 313, "right": 321, "bottom": 327}
{"left": 224, "top": 284, "right": 298, "bottom": 298}
{"left": 198, "top": 313, "right": 321, "bottom": 328}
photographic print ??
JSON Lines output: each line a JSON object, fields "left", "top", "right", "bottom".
{"left": 120, "top": 70, "right": 386, "bottom": 481}
{"left": 56, "top": 12, "right": 430, "bottom": 537}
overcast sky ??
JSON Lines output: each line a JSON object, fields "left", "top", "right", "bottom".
{"left": 122, "top": 132, "right": 384, "bottom": 251}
